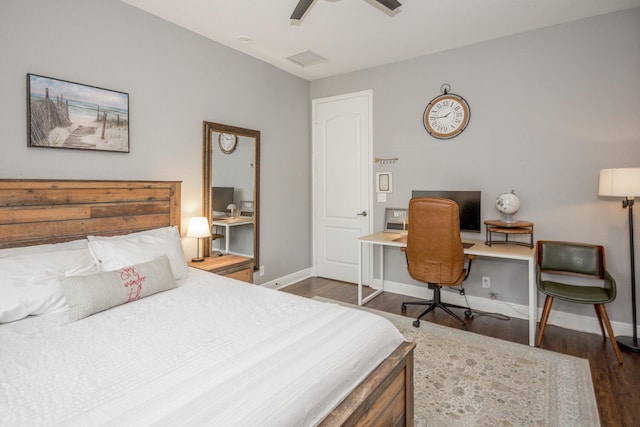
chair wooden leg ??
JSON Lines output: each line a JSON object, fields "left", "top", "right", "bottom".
{"left": 536, "top": 296, "right": 554, "bottom": 347}
{"left": 593, "top": 305, "right": 606, "bottom": 338}
{"left": 594, "top": 304, "right": 623, "bottom": 365}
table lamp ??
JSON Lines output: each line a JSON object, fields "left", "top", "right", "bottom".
{"left": 187, "top": 216, "right": 211, "bottom": 262}
{"left": 598, "top": 167, "right": 640, "bottom": 353}
{"left": 227, "top": 203, "right": 238, "bottom": 218}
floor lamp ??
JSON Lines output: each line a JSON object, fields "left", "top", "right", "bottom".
{"left": 599, "top": 168, "right": 640, "bottom": 353}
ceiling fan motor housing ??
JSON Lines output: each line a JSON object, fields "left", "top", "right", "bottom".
{"left": 291, "top": 0, "right": 401, "bottom": 20}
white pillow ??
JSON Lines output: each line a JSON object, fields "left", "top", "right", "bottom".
{"left": 0, "top": 239, "right": 99, "bottom": 323}
{"left": 62, "top": 255, "right": 176, "bottom": 321}
{"left": 87, "top": 226, "right": 188, "bottom": 280}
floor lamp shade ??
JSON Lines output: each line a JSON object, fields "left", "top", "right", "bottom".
{"left": 598, "top": 168, "right": 640, "bottom": 198}
{"left": 598, "top": 167, "right": 640, "bottom": 354}
{"left": 187, "top": 217, "right": 211, "bottom": 262}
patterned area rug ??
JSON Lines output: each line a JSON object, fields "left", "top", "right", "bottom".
{"left": 313, "top": 297, "right": 600, "bottom": 427}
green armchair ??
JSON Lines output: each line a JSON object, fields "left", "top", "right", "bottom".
{"left": 536, "top": 240, "right": 622, "bottom": 364}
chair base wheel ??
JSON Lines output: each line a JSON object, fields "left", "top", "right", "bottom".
{"left": 464, "top": 309, "right": 473, "bottom": 318}
{"left": 401, "top": 304, "right": 407, "bottom": 313}
{"left": 460, "top": 324, "right": 468, "bottom": 331}
{"left": 412, "top": 320, "right": 420, "bottom": 328}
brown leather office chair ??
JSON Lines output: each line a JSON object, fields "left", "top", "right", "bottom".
{"left": 401, "top": 197, "right": 474, "bottom": 330}
{"left": 536, "top": 240, "right": 622, "bottom": 364}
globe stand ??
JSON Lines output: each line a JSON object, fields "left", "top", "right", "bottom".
{"left": 499, "top": 213, "right": 518, "bottom": 223}
{"left": 484, "top": 219, "right": 534, "bottom": 248}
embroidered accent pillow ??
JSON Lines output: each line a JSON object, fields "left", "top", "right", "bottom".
{"left": 62, "top": 255, "right": 176, "bottom": 321}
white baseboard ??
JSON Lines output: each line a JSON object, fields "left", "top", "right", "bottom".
{"left": 260, "top": 268, "right": 313, "bottom": 289}
{"left": 263, "top": 273, "right": 635, "bottom": 338}
{"left": 374, "top": 279, "right": 635, "bottom": 338}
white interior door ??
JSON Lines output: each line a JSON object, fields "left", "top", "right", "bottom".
{"left": 312, "top": 91, "right": 372, "bottom": 283}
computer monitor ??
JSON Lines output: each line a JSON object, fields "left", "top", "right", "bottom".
{"left": 411, "top": 190, "right": 481, "bottom": 233}
{"left": 211, "top": 186, "right": 234, "bottom": 214}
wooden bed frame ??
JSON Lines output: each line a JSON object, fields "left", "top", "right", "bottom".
{"left": 0, "top": 179, "right": 415, "bottom": 426}
{"left": 0, "top": 179, "right": 181, "bottom": 249}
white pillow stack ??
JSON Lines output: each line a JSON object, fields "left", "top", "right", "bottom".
{"left": 0, "top": 239, "right": 98, "bottom": 323}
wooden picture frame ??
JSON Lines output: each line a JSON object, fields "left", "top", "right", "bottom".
{"left": 27, "top": 73, "right": 129, "bottom": 153}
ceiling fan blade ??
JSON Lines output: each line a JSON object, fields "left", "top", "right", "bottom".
{"left": 291, "top": 0, "right": 315, "bottom": 20}
{"left": 375, "top": 0, "right": 402, "bottom": 11}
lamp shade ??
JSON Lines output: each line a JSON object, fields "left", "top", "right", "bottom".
{"left": 186, "top": 217, "right": 211, "bottom": 238}
{"left": 598, "top": 168, "right": 640, "bottom": 198}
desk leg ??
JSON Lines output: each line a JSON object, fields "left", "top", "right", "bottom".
{"left": 358, "top": 240, "right": 363, "bottom": 305}
{"left": 359, "top": 242, "right": 383, "bottom": 306}
{"left": 379, "top": 243, "right": 384, "bottom": 290}
{"left": 528, "top": 257, "right": 537, "bottom": 346}
{"left": 224, "top": 225, "right": 230, "bottom": 254}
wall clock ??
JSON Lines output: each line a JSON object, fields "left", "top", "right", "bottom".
{"left": 423, "top": 84, "right": 470, "bottom": 139}
{"left": 218, "top": 133, "right": 237, "bottom": 154}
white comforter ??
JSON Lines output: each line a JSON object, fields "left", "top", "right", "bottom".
{"left": 0, "top": 268, "right": 405, "bottom": 426}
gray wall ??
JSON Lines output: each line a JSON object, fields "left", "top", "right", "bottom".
{"left": 0, "top": 0, "right": 311, "bottom": 284}
{"left": 3, "top": 0, "right": 639, "bottom": 325}
{"left": 311, "top": 8, "right": 640, "bottom": 323}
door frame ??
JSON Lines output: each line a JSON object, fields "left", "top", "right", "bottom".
{"left": 311, "top": 90, "right": 373, "bottom": 283}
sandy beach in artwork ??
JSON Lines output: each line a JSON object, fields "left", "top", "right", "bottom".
{"left": 54, "top": 110, "right": 128, "bottom": 152}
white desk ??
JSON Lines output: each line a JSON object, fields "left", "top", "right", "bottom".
{"left": 358, "top": 232, "right": 537, "bottom": 346}
{"left": 212, "top": 217, "right": 254, "bottom": 254}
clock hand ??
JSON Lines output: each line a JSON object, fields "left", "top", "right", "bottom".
{"left": 434, "top": 111, "right": 451, "bottom": 119}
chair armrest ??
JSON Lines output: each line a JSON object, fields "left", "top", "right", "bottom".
{"left": 463, "top": 255, "right": 475, "bottom": 281}
{"left": 604, "top": 271, "right": 617, "bottom": 301}
{"left": 401, "top": 246, "right": 408, "bottom": 265}
{"left": 535, "top": 265, "right": 542, "bottom": 288}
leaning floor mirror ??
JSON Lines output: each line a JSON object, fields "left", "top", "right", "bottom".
{"left": 202, "top": 121, "right": 260, "bottom": 269}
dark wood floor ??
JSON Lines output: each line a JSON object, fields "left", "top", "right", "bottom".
{"left": 282, "top": 277, "right": 640, "bottom": 427}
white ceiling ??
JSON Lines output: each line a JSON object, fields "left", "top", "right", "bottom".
{"left": 120, "top": 0, "right": 640, "bottom": 81}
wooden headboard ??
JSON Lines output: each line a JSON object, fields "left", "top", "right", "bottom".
{"left": 0, "top": 180, "right": 181, "bottom": 250}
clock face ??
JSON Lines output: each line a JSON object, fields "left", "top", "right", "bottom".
{"left": 218, "top": 133, "right": 237, "bottom": 154}
{"left": 423, "top": 94, "right": 470, "bottom": 139}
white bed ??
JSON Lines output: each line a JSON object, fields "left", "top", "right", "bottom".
{"left": 1, "top": 268, "right": 404, "bottom": 426}
{"left": 0, "top": 179, "right": 415, "bottom": 426}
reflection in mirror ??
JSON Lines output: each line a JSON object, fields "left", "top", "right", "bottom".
{"left": 202, "top": 122, "right": 260, "bottom": 269}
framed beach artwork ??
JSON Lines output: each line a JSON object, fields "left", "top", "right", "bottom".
{"left": 27, "top": 73, "right": 129, "bottom": 153}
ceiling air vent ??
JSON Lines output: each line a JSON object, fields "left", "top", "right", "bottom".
{"left": 286, "top": 50, "right": 327, "bottom": 67}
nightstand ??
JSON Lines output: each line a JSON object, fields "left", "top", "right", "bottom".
{"left": 188, "top": 255, "right": 254, "bottom": 283}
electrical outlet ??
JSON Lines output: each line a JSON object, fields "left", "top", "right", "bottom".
{"left": 482, "top": 276, "right": 490, "bottom": 288}
{"left": 259, "top": 265, "right": 265, "bottom": 277}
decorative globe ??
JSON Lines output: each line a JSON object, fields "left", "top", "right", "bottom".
{"left": 495, "top": 190, "right": 520, "bottom": 222}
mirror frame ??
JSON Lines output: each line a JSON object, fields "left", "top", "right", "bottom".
{"left": 202, "top": 121, "right": 260, "bottom": 269}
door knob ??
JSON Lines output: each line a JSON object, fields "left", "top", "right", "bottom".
{"left": 357, "top": 211, "right": 368, "bottom": 217}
